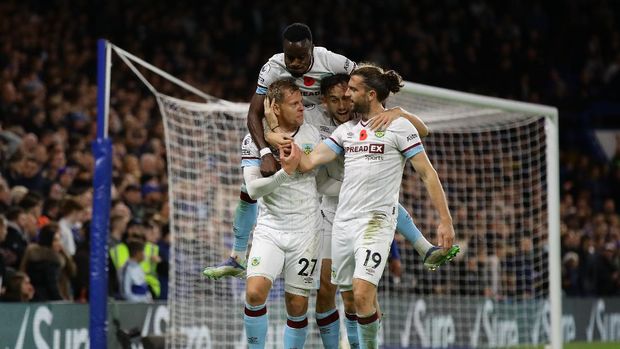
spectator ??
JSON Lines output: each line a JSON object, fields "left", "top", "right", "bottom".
{"left": 157, "top": 224, "right": 170, "bottom": 300}
{"left": 109, "top": 219, "right": 145, "bottom": 297}
{"left": 1, "top": 271, "right": 35, "bottom": 302}
{"left": 142, "top": 221, "right": 161, "bottom": 299}
{"left": 120, "top": 240, "right": 151, "bottom": 303}
{"left": 73, "top": 221, "right": 90, "bottom": 302}
{"left": 57, "top": 199, "right": 84, "bottom": 256}
{"left": 19, "top": 223, "right": 62, "bottom": 301}
{"left": 1, "top": 207, "right": 30, "bottom": 268}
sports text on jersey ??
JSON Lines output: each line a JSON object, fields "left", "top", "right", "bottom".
{"left": 345, "top": 144, "right": 385, "bottom": 154}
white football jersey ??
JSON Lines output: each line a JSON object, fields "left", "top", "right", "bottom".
{"left": 324, "top": 117, "right": 424, "bottom": 222}
{"left": 241, "top": 123, "right": 322, "bottom": 232}
{"left": 256, "top": 47, "right": 356, "bottom": 106}
{"left": 304, "top": 105, "right": 345, "bottom": 215}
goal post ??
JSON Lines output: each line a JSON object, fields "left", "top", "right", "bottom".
{"left": 92, "top": 40, "right": 562, "bottom": 349}
{"left": 90, "top": 39, "right": 112, "bottom": 349}
{"left": 386, "top": 83, "right": 560, "bottom": 349}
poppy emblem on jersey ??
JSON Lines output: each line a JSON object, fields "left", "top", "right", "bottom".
{"left": 375, "top": 130, "right": 385, "bottom": 138}
{"left": 303, "top": 76, "right": 315, "bottom": 86}
{"left": 302, "top": 144, "right": 313, "bottom": 155}
{"left": 359, "top": 129, "right": 368, "bottom": 141}
{"left": 251, "top": 257, "right": 261, "bottom": 266}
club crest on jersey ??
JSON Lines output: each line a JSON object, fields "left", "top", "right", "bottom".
{"left": 303, "top": 76, "right": 316, "bottom": 86}
{"left": 359, "top": 129, "right": 368, "bottom": 141}
{"left": 374, "top": 130, "right": 385, "bottom": 138}
{"left": 302, "top": 143, "right": 313, "bottom": 155}
{"left": 251, "top": 257, "right": 261, "bottom": 266}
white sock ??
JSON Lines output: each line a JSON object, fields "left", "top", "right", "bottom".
{"left": 414, "top": 237, "right": 434, "bottom": 258}
{"left": 231, "top": 250, "right": 247, "bottom": 264}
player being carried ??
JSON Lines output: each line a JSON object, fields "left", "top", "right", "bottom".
{"left": 286, "top": 64, "right": 457, "bottom": 349}
{"left": 203, "top": 22, "right": 356, "bottom": 280}
{"left": 203, "top": 23, "right": 456, "bottom": 281}
{"left": 240, "top": 79, "right": 333, "bottom": 348}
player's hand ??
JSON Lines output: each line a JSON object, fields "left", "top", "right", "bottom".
{"left": 263, "top": 97, "right": 279, "bottom": 131}
{"left": 260, "top": 154, "right": 278, "bottom": 177}
{"left": 280, "top": 143, "right": 301, "bottom": 175}
{"left": 265, "top": 132, "right": 294, "bottom": 148}
{"left": 437, "top": 221, "right": 455, "bottom": 248}
{"left": 279, "top": 141, "right": 292, "bottom": 157}
{"left": 369, "top": 107, "right": 401, "bottom": 131}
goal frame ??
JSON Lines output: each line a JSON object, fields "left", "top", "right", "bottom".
{"left": 397, "top": 81, "right": 561, "bottom": 349}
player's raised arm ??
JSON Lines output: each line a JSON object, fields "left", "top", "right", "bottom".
{"left": 409, "top": 151, "right": 455, "bottom": 248}
{"left": 247, "top": 93, "right": 280, "bottom": 177}
{"left": 297, "top": 142, "right": 339, "bottom": 172}
{"left": 243, "top": 143, "right": 299, "bottom": 200}
{"left": 369, "top": 107, "right": 430, "bottom": 137}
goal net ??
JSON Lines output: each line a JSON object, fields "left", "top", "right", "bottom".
{"left": 158, "top": 85, "right": 559, "bottom": 349}
{"left": 109, "top": 44, "right": 559, "bottom": 348}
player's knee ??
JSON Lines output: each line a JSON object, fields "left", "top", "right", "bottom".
{"left": 353, "top": 292, "right": 373, "bottom": 311}
{"left": 246, "top": 286, "right": 268, "bottom": 306}
{"left": 286, "top": 296, "right": 308, "bottom": 316}
{"left": 352, "top": 287, "right": 375, "bottom": 313}
{"left": 340, "top": 290, "right": 356, "bottom": 314}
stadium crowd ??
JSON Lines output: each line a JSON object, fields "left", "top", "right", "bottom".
{"left": 0, "top": 0, "right": 619, "bottom": 302}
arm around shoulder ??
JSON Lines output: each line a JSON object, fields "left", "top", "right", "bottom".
{"left": 298, "top": 142, "right": 339, "bottom": 173}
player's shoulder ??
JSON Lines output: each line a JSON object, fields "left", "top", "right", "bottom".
{"left": 242, "top": 133, "right": 256, "bottom": 147}
{"left": 265, "top": 52, "right": 285, "bottom": 65}
{"left": 387, "top": 117, "right": 419, "bottom": 133}
{"left": 242, "top": 134, "right": 259, "bottom": 157}
{"left": 303, "top": 104, "right": 328, "bottom": 123}
{"left": 313, "top": 47, "right": 355, "bottom": 73}
{"left": 300, "top": 121, "right": 320, "bottom": 136}
{"left": 334, "top": 119, "right": 357, "bottom": 134}
{"left": 258, "top": 53, "right": 287, "bottom": 85}
{"left": 313, "top": 46, "right": 342, "bottom": 59}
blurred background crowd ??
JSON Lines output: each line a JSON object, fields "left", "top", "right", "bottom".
{"left": 0, "top": 0, "right": 619, "bottom": 302}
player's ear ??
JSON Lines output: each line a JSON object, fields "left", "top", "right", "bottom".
{"left": 272, "top": 102, "right": 281, "bottom": 116}
{"left": 368, "top": 89, "right": 376, "bottom": 102}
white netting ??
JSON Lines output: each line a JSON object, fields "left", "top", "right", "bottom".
{"left": 383, "top": 90, "right": 551, "bottom": 349}
{"left": 159, "top": 88, "right": 554, "bottom": 348}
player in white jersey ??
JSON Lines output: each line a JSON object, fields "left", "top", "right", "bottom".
{"left": 242, "top": 79, "right": 336, "bottom": 349}
{"left": 285, "top": 64, "right": 456, "bottom": 349}
{"left": 250, "top": 23, "right": 356, "bottom": 177}
{"left": 203, "top": 23, "right": 356, "bottom": 281}
{"left": 267, "top": 74, "right": 457, "bottom": 348}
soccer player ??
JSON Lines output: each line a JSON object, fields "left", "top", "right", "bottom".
{"left": 241, "top": 79, "right": 327, "bottom": 349}
{"left": 269, "top": 73, "right": 458, "bottom": 348}
{"left": 287, "top": 64, "right": 456, "bottom": 349}
{"left": 203, "top": 23, "right": 355, "bottom": 280}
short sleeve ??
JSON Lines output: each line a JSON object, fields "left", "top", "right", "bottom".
{"left": 325, "top": 50, "right": 356, "bottom": 74}
{"left": 241, "top": 134, "right": 260, "bottom": 167}
{"left": 256, "top": 56, "right": 280, "bottom": 94}
{"left": 323, "top": 124, "right": 346, "bottom": 155}
{"left": 392, "top": 119, "right": 424, "bottom": 159}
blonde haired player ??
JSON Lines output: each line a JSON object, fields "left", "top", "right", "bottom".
{"left": 241, "top": 78, "right": 341, "bottom": 349}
